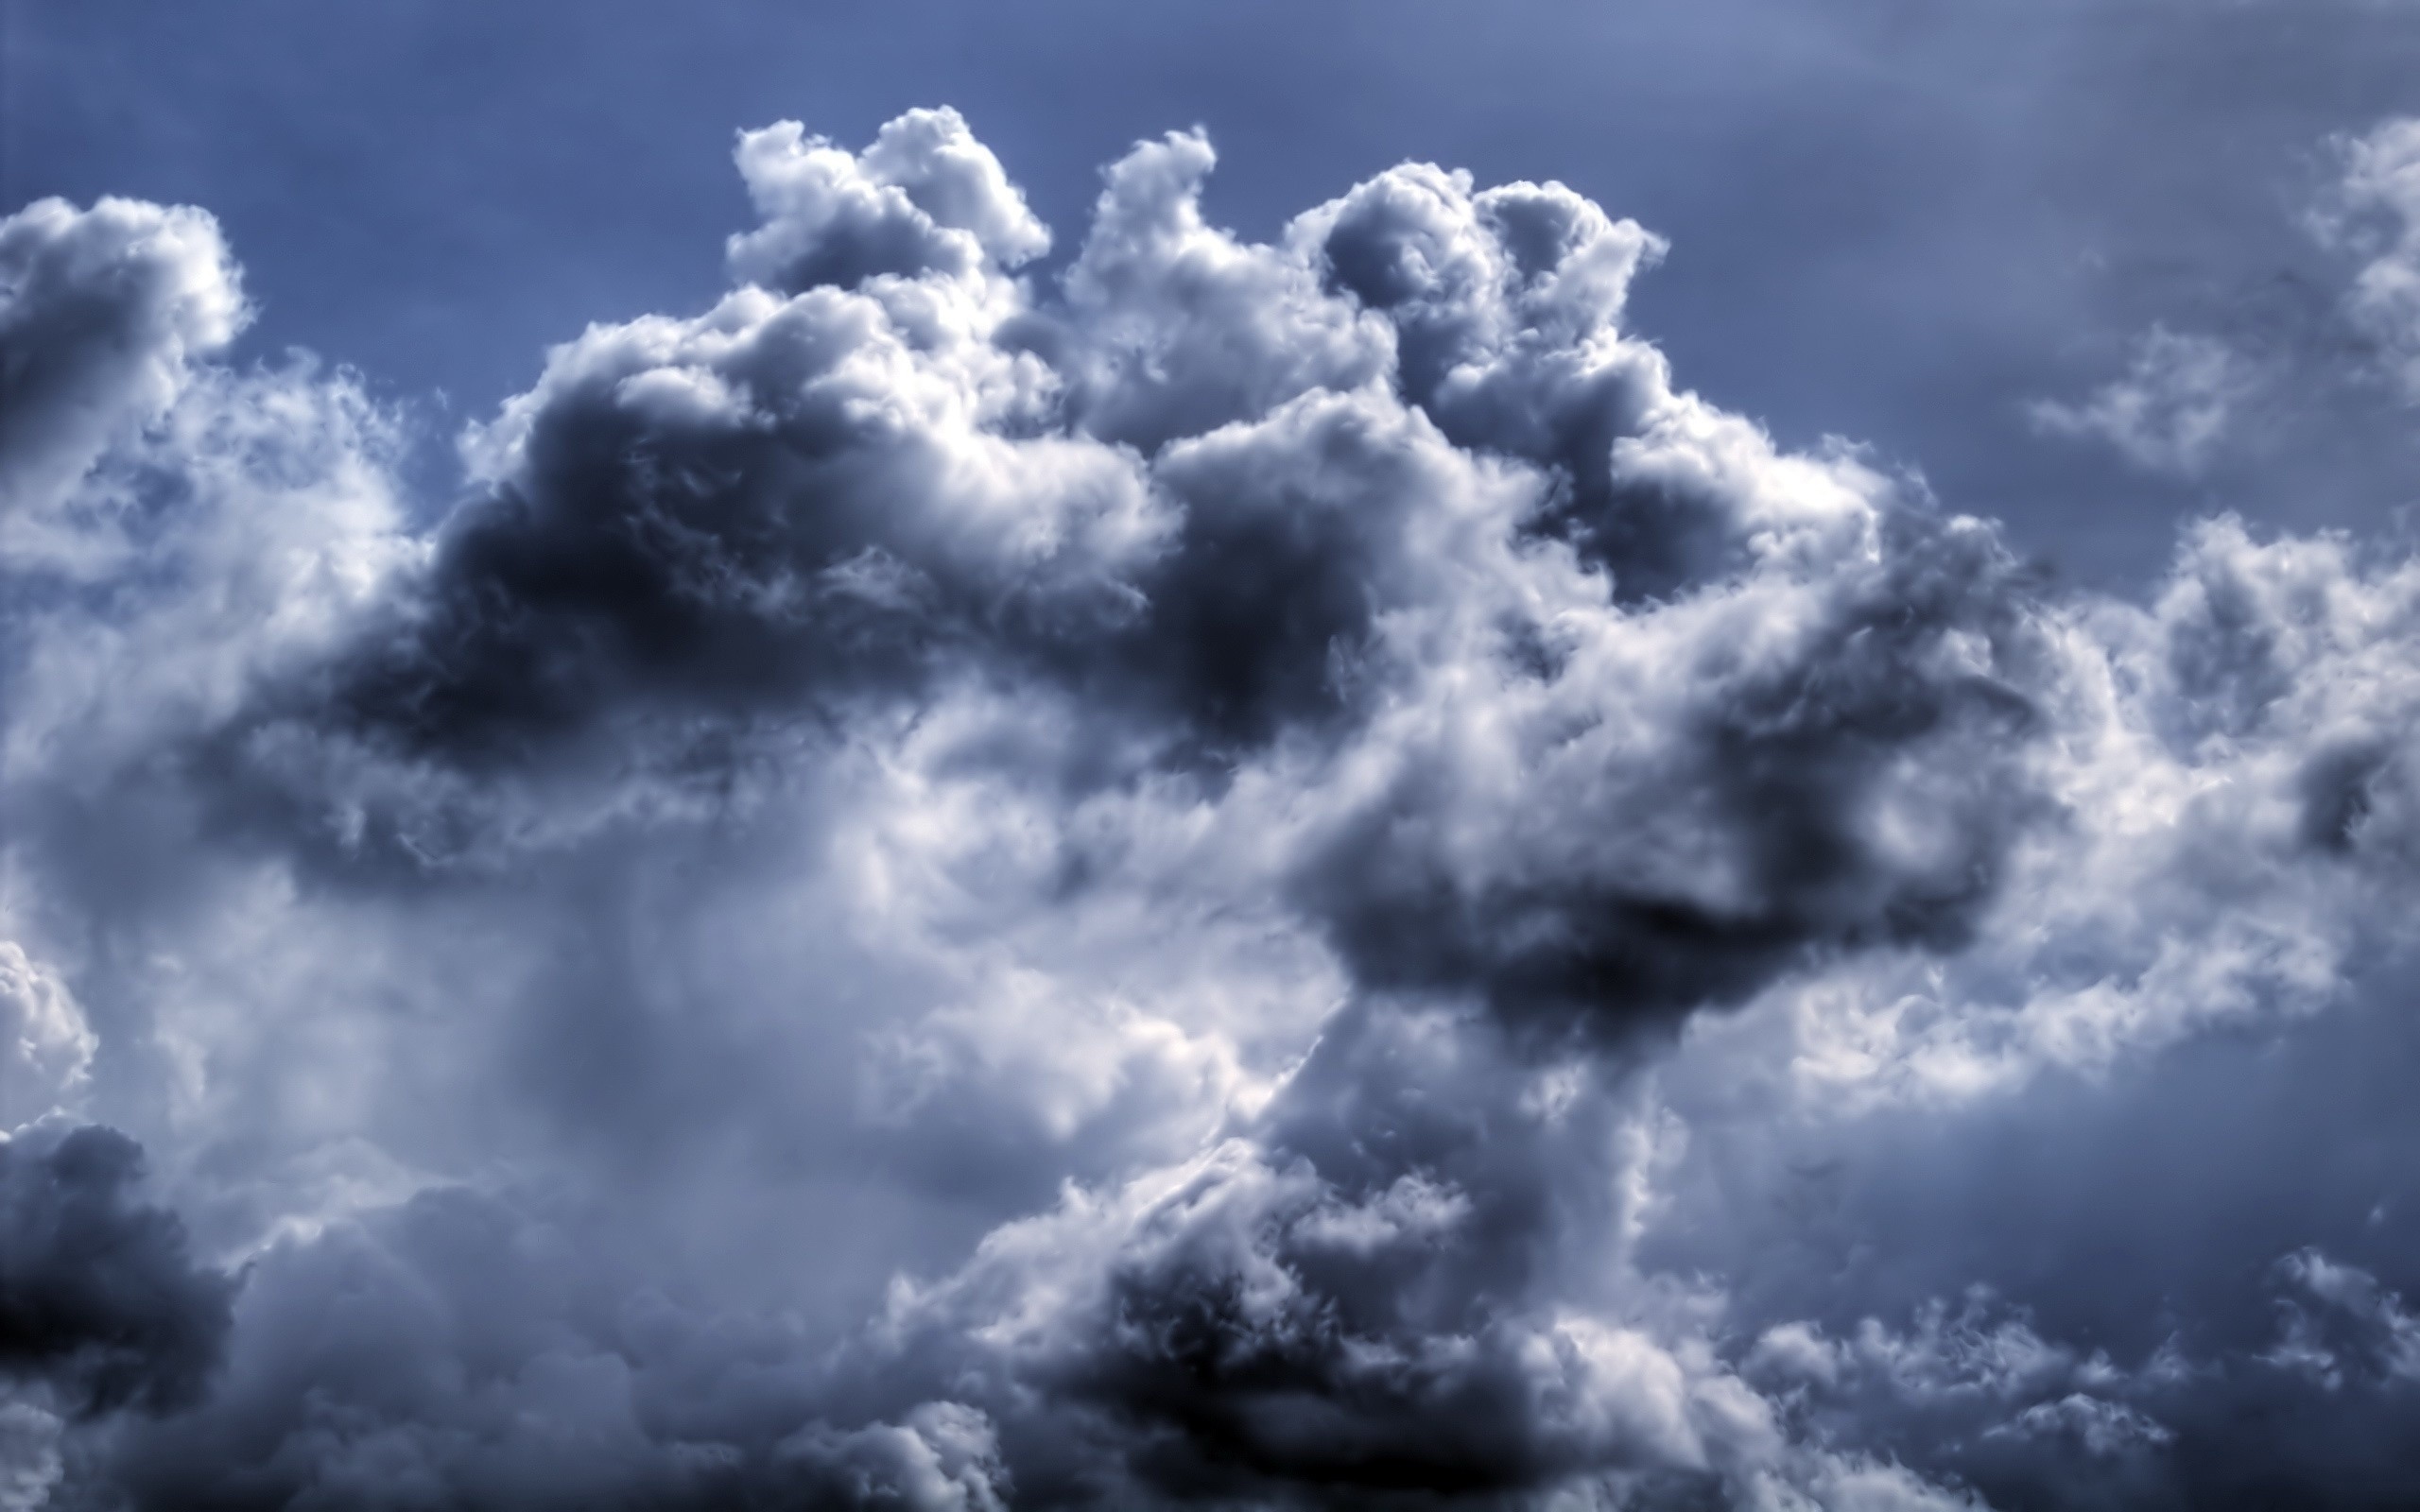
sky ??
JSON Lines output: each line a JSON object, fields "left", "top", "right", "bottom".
{"left": 8, "top": 2, "right": 2420, "bottom": 1508}
{"left": 15, "top": 0, "right": 2420, "bottom": 579}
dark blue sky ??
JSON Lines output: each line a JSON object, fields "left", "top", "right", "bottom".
{"left": 12, "top": 0, "right": 2420, "bottom": 581}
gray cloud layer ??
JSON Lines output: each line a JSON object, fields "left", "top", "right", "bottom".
{"left": 8, "top": 107, "right": 2420, "bottom": 1509}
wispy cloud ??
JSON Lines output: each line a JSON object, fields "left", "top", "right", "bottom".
{"left": 2029, "top": 326, "right": 2259, "bottom": 475}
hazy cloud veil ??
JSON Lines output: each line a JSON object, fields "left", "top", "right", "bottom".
{"left": 9, "top": 105, "right": 2420, "bottom": 1509}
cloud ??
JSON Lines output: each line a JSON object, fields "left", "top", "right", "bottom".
{"left": 0, "top": 943, "right": 94, "bottom": 1124}
{"left": 2266, "top": 1248, "right": 2420, "bottom": 1388}
{"left": 2329, "top": 116, "right": 2420, "bottom": 398}
{"left": 0, "top": 1400, "right": 63, "bottom": 1512}
{"left": 0, "top": 197, "right": 245, "bottom": 543}
{"left": 730, "top": 107, "right": 1051, "bottom": 296}
{"left": 0, "top": 1125, "right": 236, "bottom": 1418}
{"left": 9, "top": 108, "right": 2420, "bottom": 1510}
{"left": 88, "top": 1182, "right": 1009, "bottom": 1510}
{"left": 2029, "top": 326, "right": 2259, "bottom": 474}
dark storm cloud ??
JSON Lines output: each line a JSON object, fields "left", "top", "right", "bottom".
{"left": 12, "top": 99, "right": 2420, "bottom": 1512}
{"left": 0, "top": 1125, "right": 235, "bottom": 1418}
{"left": 1295, "top": 506, "right": 2042, "bottom": 1041}
{"left": 978, "top": 1009, "right": 1685, "bottom": 1504}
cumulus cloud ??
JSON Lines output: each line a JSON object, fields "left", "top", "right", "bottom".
{"left": 0, "top": 196, "right": 245, "bottom": 541}
{"left": 730, "top": 106, "right": 1051, "bottom": 294}
{"left": 8, "top": 108, "right": 2420, "bottom": 1510}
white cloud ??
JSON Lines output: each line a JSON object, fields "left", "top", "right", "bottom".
{"left": 2029, "top": 326, "right": 2257, "bottom": 474}
{"left": 2328, "top": 117, "right": 2420, "bottom": 398}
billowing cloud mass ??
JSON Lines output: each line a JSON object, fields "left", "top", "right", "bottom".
{"left": 8, "top": 104, "right": 2420, "bottom": 1509}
